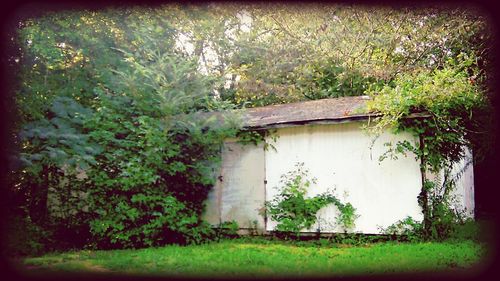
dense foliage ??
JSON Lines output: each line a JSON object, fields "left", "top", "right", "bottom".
{"left": 265, "top": 163, "right": 358, "bottom": 237}
{"left": 4, "top": 3, "right": 492, "bottom": 255}
{"left": 220, "top": 4, "right": 492, "bottom": 107}
{"left": 6, "top": 8, "right": 242, "bottom": 254}
{"left": 84, "top": 89, "right": 239, "bottom": 248}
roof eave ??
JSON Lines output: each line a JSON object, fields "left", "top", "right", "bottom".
{"left": 242, "top": 114, "right": 377, "bottom": 130}
{"left": 241, "top": 112, "right": 431, "bottom": 130}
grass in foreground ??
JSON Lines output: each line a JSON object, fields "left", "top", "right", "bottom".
{"left": 21, "top": 239, "right": 486, "bottom": 277}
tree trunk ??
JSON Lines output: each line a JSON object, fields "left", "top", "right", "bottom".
{"left": 417, "top": 134, "right": 431, "bottom": 238}
{"left": 29, "top": 165, "right": 50, "bottom": 225}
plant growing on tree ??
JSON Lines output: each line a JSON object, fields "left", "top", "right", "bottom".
{"left": 265, "top": 163, "right": 358, "bottom": 237}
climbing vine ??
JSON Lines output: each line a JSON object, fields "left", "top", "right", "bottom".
{"left": 366, "top": 54, "right": 488, "bottom": 239}
{"left": 236, "top": 129, "right": 278, "bottom": 151}
{"left": 265, "top": 163, "right": 358, "bottom": 237}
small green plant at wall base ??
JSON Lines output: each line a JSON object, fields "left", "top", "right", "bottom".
{"left": 335, "top": 201, "right": 358, "bottom": 231}
{"left": 380, "top": 216, "right": 423, "bottom": 242}
{"left": 214, "top": 221, "right": 240, "bottom": 239}
{"left": 248, "top": 220, "right": 260, "bottom": 236}
{"left": 265, "top": 163, "right": 358, "bottom": 237}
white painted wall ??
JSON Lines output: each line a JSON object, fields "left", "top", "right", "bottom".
{"left": 265, "top": 122, "right": 424, "bottom": 234}
{"left": 203, "top": 140, "right": 266, "bottom": 231}
{"left": 204, "top": 121, "right": 475, "bottom": 234}
{"left": 426, "top": 148, "right": 475, "bottom": 218}
{"left": 455, "top": 148, "right": 475, "bottom": 217}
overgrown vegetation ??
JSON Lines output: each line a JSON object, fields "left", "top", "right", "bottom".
{"left": 380, "top": 216, "right": 485, "bottom": 244}
{"left": 4, "top": 3, "right": 492, "bottom": 256}
{"left": 366, "top": 55, "right": 489, "bottom": 240}
{"left": 265, "top": 163, "right": 358, "bottom": 237}
{"left": 84, "top": 89, "right": 240, "bottom": 249}
{"left": 6, "top": 8, "right": 243, "bottom": 255}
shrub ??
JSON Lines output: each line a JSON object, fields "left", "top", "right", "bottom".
{"left": 82, "top": 90, "right": 239, "bottom": 248}
{"left": 214, "top": 221, "right": 240, "bottom": 240}
{"left": 3, "top": 216, "right": 51, "bottom": 256}
{"left": 448, "top": 219, "right": 481, "bottom": 242}
{"left": 265, "top": 163, "right": 358, "bottom": 237}
{"left": 382, "top": 211, "right": 478, "bottom": 242}
{"left": 380, "top": 216, "right": 423, "bottom": 242}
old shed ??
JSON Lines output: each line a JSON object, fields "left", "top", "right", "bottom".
{"left": 203, "top": 96, "right": 474, "bottom": 234}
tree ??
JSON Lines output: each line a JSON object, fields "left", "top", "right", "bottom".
{"left": 185, "top": 4, "right": 489, "bottom": 108}
{"left": 8, "top": 6, "right": 241, "bottom": 251}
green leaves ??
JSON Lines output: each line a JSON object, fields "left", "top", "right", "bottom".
{"left": 18, "top": 96, "right": 100, "bottom": 173}
{"left": 10, "top": 7, "right": 246, "bottom": 251}
{"left": 366, "top": 56, "right": 486, "bottom": 172}
{"left": 78, "top": 57, "right": 241, "bottom": 248}
{"left": 366, "top": 54, "right": 488, "bottom": 241}
{"left": 9, "top": 4, "right": 490, "bottom": 253}
{"left": 266, "top": 163, "right": 358, "bottom": 236}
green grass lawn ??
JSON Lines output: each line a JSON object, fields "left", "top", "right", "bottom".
{"left": 20, "top": 238, "right": 486, "bottom": 278}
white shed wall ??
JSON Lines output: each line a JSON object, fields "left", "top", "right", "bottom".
{"left": 204, "top": 121, "right": 475, "bottom": 234}
{"left": 455, "top": 148, "right": 475, "bottom": 217}
{"left": 426, "top": 148, "right": 475, "bottom": 218}
{"left": 203, "top": 140, "right": 266, "bottom": 231}
{"left": 265, "top": 122, "right": 424, "bottom": 234}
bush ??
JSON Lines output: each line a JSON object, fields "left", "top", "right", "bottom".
{"left": 427, "top": 202, "right": 459, "bottom": 241}
{"left": 81, "top": 89, "right": 240, "bottom": 249}
{"left": 265, "top": 163, "right": 358, "bottom": 237}
{"left": 214, "top": 221, "right": 240, "bottom": 240}
{"left": 381, "top": 216, "right": 423, "bottom": 242}
{"left": 382, "top": 212, "right": 481, "bottom": 243}
{"left": 3, "top": 216, "right": 50, "bottom": 257}
{"left": 447, "top": 219, "right": 481, "bottom": 242}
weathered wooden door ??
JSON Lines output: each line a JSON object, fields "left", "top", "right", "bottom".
{"left": 203, "top": 140, "right": 266, "bottom": 232}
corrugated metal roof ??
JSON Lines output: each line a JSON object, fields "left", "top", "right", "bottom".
{"left": 242, "top": 96, "right": 374, "bottom": 129}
